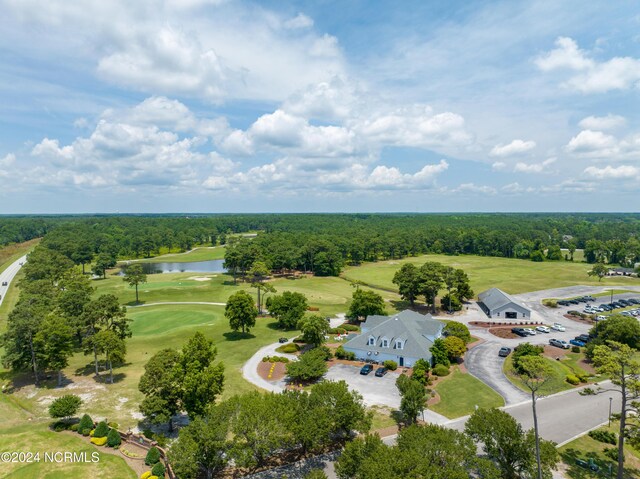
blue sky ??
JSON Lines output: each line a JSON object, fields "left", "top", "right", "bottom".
{"left": 0, "top": 0, "right": 639, "bottom": 213}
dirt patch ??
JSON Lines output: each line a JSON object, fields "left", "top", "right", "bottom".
{"left": 373, "top": 424, "right": 399, "bottom": 437}
{"left": 257, "top": 361, "right": 286, "bottom": 381}
{"left": 564, "top": 314, "right": 595, "bottom": 325}
{"left": 470, "top": 320, "right": 546, "bottom": 328}
{"left": 488, "top": 327, "right": 519, "bottom": 339}
{"left": 543, "top": 345, "right": 571, "bottom": 358}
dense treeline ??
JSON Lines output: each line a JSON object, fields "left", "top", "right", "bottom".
{"left": 3, "top": 214, "right": 640, "bottom": 277}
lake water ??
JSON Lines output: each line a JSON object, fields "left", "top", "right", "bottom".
{"left": 122, "top": 259, "right": 227, "bottom": 275}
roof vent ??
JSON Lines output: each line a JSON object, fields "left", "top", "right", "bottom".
{"left": 394, "top": 317, "right": 398, "bottom": 320}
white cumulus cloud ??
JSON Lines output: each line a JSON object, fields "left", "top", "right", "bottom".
{"left": 490, "top": 139, "right": 536, "bottom": 158}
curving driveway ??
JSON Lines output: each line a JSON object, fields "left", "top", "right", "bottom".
{"left": 242, "top": 342, "right": 297, "bottom": 393}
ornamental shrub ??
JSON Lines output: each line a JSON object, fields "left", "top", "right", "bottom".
{"left": 603, "top": 447, "right": 618, "bottom": 461}
{"left": 571, "top": 346, "right": 581, "bottom": 353}
{"left": 108, "top": 422, "right": 119, "bottom": 429}
{"left": 70, "top": 424, "right": 79, "bottom": 432}
{"left": 335, "top": 346, "right": 355, "bottom": 360}
{"left": 276, "top": 343, "right": 300, "bottom": 354}
{"left": 89, "top": 429, "right": 95, "bottom": 437}
{"left": 93, "top": 421, "right": 110, "bottom": 438}
{"left": 78, "top": 414, "right": 93, "bottom": 434}
{"left": 140, "top": 472, "right": 152, "bottom": 479}
{"left": 149, "top": 476, "right": 159, "bottom": 479}
{"left": 90, "top": 436, "right": 108, "bottom": 446}
{"left": 588, "top": 429, "right": 617, "bottom": 445}
{"left": 341, "top": 324, "right": 359, "bottom": 332}
{"left": 145, "top": 446, "right": 161, "bottom": 466}
{"left": 82, "top": 428, "right": 91, "bottom": 436}
{"left": 107, "top": 428, "right": 121, "bottom": 447}
{"left": 51, "top": 421, "right": 68, "bottom": 432}
{"left": 151, "top": 461, "right": 166, "bottom": 477}
{"left": 383, "top": 360, "right": 398, "bottom": 371}
{"left": 565, "top": 374, "right": 580, "bottom": 385}
{"left": 432, "top": 364, "right": 450, "bottom": 377}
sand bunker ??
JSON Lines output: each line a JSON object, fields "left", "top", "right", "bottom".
{"left": 188, "top": 276, "right": 214, "bottom": 281}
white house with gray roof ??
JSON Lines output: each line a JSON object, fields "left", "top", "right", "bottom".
{"left": 477, "top": 287, "right": 530, "bottom": 320}
{"left": 342, "top": 310, "right": 444, "bottom": 367}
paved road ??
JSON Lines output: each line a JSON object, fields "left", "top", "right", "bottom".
{"left": 242, "top": 341, "right": 297, "bottom": 393}
{"left": 0, "top": 255, "right": 27, "bottom": 309}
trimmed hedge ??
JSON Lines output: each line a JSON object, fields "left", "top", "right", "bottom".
{"left": 90, "top": 436, "right": 108, "bottom": 446}
{"left": 565, "top": 374, "right": 580, "bottom": 385}
{"left": 571, "top": 346, "right": 581, "bottom": 353}
{"left": 70, "top": 424, "right": 79, "bottom": 432}
{"left": 151, "top": 461, "right": 166, "bottom": 477}
{"left": 93, "top": 421, "right": 110, "bottom": 438}
{"left": 140, "top": 472, "right": 152, "bottom": 479}
{"left": 383, "top": 360, "right": 398, "bottom": 371}
{"left": 107, "top": 428, "right": 121, "bottom": 447}
{"left": 341, "top": 324, "right": 360, "bottom": 332}
{"left": 328, "top": 327, "right": 347, "bottom": 335}
{"left": 432, "top": 364, "right": 450, "bottom": 377}
{"left": 82, "top": 428, "right": 91, "bottom": 436}
{"left": 145, "top": 446, "right": 161, "bottom": 466}
{"left": 335, "top": 346, "right": 355, "bottom": 360}
{"left": 261, "top": 356, "right": 290, "bottom": 363}
{"left": 276, "top": 343, "right": 300, "bottom": 354}
{"left": 588, "top": 429, "right": 616, "bottom": 445}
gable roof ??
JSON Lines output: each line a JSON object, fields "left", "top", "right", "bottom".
{"left": 344, "top": 310, "right": 443, "bottom": 359}
{"left": 478, "top": 287, "right": 529, "bottom": 312}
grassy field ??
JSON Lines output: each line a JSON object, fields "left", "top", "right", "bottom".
{"left": 136, "top": 246, "right": 226, "bottom": 263}
{"left": 342, "top": 254, "right": 639, "bottom": 296}
{"left": 0, "top": 393, "right": 135, "bottom": 478}
{"left": 559, "top": 421, "right": 640, "bottom": 478}
{"left": 503, "top": 354, "right": 578, "bottom": 395}
{"left": 430, "top": 367, "right": 504, "bottom": 418}
{"left": 94, "top": 270, "right": 399, "bottom": 317}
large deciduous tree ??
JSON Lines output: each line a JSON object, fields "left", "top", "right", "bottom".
{"left": 139, "top": 348, "right": 183, "bottom": 432}
{"left": 347, "top": 289, "right": 386, "bottom": 322}
{"left": 298, "top": 314, "right": 329, "bottom": 347}
{"left": 396, "top": 375, "right": 427, "bottom": 424}
{"left": 225, "top": 290, "right": 258, "bottom": 334}
{"left": 266, "top": 291, "right": 308, "bottom": 329}
{"left": 588, "top": 263, "right": 609, "bottom": 282}
{"left": 419, "top": 262, "right": 444, "bottom": 314}
{"left": 392, "top": 263, "right": 420, "bottom": 306}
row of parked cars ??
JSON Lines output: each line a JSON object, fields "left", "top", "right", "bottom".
{"left": 557, "top": 296, "right": 595, "bottom": 306}
{"left": 511, "top": 322, "right": 565, "bottom": 337}
{"left": 549, "top": 334, "right": 591, "bottom": 349}
{"left": 359, "top": 364, "right": 388, "bottom": 377}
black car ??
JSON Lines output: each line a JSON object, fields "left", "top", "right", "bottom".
{"left": 374, "top": 367, "right": 388, "bottom": 377}
{"left": 628, "top": 299, "right": 640, "bottom": 305}
{"left": 498, "top": 347, "right": 511, "bottom": 357}
{"left": 511, "top": 327, "right": 528, "bottom": 337}
{"left": 576, "top": 334, "right": 590, "bottom": 343}
{"left": 584, "top": 296, "right": 595, "bottom": 302}
{"left": 360, "top": 364, "right": 374, "bottom": 375}
{"left": 278, "top": 337, "right": 288, "bottom": 343}
{"left": 557, "top": 300, "right": 569, "bottom": 306}
{"left": 568, "top": 300, "right": 579, "bottom": 305}
{"left": 618, "top": 299, "right": 631, "bottom": 306}
{"left": 1, "top": 281, "right": 7, "bottom": 286}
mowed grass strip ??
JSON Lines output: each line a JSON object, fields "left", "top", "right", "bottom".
{"left": 430, "top": 367, "right": 504, "bottom": 419}
{"left": 503, "top": 354, "right": 573, "bottom": 396}
{"left": 137, "top": 246, "right": 226, "bottom": 263}
{"left": 342, "top": 253, "right": 639, "bottom": 296}
{"left": 0, "top": 238, "right": 40, "bottom": 275}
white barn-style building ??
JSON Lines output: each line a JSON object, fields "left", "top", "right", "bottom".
{"left": 342, "top": 310, "right": 444, "bottom": 367}
{"left": 477, "top": 287, "right": 531, "bottom": 320}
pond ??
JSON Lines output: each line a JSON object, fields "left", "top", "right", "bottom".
{"left": 121, "top": 259, "right": 227, "bottom": 275}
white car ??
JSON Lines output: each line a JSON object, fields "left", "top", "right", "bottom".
{"left": 536, "top": 325, "right": 550, "bottom": 333}
{"left": 523, "top": 327, "right": 537, "bottom": 336}
{"left": 595, "top": 315, "right": 607, "bottom": 321}
{"left": 552, "top": 323, "right": 566, "bottom": 332}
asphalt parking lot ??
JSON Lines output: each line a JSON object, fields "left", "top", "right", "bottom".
{"left": 324, "top": 363, "right": 401, "bottom": 408}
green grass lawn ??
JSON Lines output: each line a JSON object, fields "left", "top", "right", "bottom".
{"left": 136, "top": 246, "right": 226, "bottom": 263}
{"left": 0, "top": 394, "right": 135, "bottom": 479}
{"left": 342, "top": 254, "right": 639, "bottom": 296}
{"left": 94, "top": 271, "right": 399, "bottom": 317}
{"left": 430, "top": 367, "right": 504, "bottom": 419}
{"left": 503, "top": 354, "right": 576, "bottom": 395}
{"left": 559, "top": 422, "right": 640, "bottom": 478}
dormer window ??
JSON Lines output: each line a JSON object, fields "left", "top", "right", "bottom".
{"left": 381, "top": 338, "right": 389, "bottom": 348}
{"left": 395, "top": 340, "right": 403, "bottom": 350}
{"left": 368, "top": 336, "right": 375, "bottom": 346}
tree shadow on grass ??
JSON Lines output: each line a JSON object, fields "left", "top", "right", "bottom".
{"left": 266, "top": 321, "right": 287, "bottom": 331}
{"left": 125, "top": 300, "right": 146, "bottom": 307}
{"left": 223, "top": 331, "right": 256, "bottom": 341}
{"left": 560, "top": 448, "right": 619, "bottom": 479}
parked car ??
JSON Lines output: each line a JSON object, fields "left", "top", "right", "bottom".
{"left": 374, "top": 367, "right": 388, "bottom": 377}
{"left": 628, "top": 299, "right": 639, "bottom": 305}
{"left": 570, "top": 339, "right": 586, "bottom": 347}
{"left": 552, "top": 323, "right": 566, "bottom": 332}
{"left": 576, "top": 334, "right": 591, "bottom": 343}
{"left": 549, "top": 338, "right": 570, "bottom": 349}
{"left": 557, "top": 300, "right": 569, "bottom": 306}
{"left": 511, "top": 327, "right": 528, "bottom": 337}
{"left": 523, "top": 328, "right": 537, "bottom": 336}
{"left": 568, "top": 300, "right": 579, "bottom": 305}
{"left": 498, "top": 347, "right": 511, "bottom": 357}
{"left": 360, "top": 364, "right": 374, "bottom": 375}
{"left": 567, "top": 310, "right": 580, "bottom": 316}
{"left": 278, "top": 337, "right": 288, "bottom": 343}
{"left": 595, "top": 315, "right": 607, "bottom": 321}
{"left": 536, "top": 326, "right": 551, "bottom": 333}
{"left": 583, "top": 296, "right": 595, "bottom": 301}
{"left": 1, "top": 281, "right": 7, "bottom": 286}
